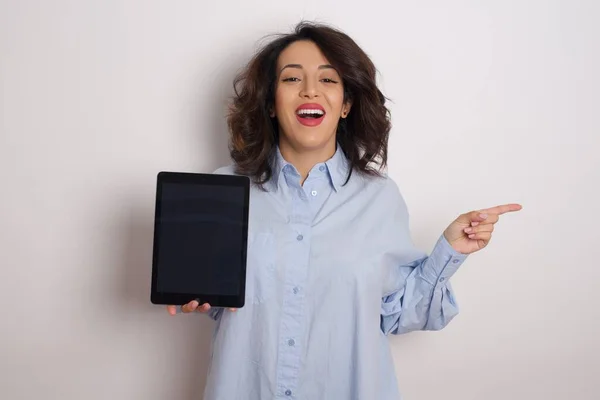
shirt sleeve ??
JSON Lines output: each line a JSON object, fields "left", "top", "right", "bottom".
{"left": 379, "top": 179, "right": 468, "bottom": 335}
{"left": 206, "top": 308, "right": 224, "bottom": 320}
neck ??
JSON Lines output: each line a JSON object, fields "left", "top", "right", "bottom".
{"left": 278, "top": 140, "right": 336, "bottom": 185}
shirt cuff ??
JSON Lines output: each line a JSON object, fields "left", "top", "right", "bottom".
{"left": 419, "top": 234, "right": 468, "bottom": 285}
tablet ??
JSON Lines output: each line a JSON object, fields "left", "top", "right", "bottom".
{"left": 150, "top": 171, "right": 250, "bottom": 308}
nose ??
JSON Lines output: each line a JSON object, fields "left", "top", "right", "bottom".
{"left": 299, "top": 79, "right": 319, "bottom": 99}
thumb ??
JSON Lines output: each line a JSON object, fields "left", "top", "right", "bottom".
{"left": 167, "top": 305, "right": 178, "bottom": 315}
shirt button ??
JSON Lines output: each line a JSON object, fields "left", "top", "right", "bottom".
{"left": 439, "top": 277, "right": 445, "bottom": 282}
{"left": 311, "top": 190, "right": 317, "bottom": 196}
{"left": 285, "top": 389, "right": 292, "bottom": 396}
{"left": 297, "top": 234, "right": 303, "bottom": 241}
{"left": 293, "top": 287, "right": 299, "bottom": 294}
{"left": 288, "top": 339, "right": 295, "bottom": 346}
{"left": 319, "top": 165, "right": 325, "bottom": 171}
{"left": 453, "top": 259, "right": 460, "bottom": 264}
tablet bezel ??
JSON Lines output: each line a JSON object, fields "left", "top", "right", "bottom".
{"left": 150, "top": 171, "right": 250, "bottom": 308}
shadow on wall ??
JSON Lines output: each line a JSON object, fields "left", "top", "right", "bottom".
{"left": 189, "top": 51, "right": 254, "bottom": 174}
{"left": 117, "top": 53, "right": 252, "bottom": 400}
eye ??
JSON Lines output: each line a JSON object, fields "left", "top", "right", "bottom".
{"left": 321, "top": 78, "right": 338, "bottom": 84}
{"left": 282, "top": 77, "right": 300, "bottom": 82}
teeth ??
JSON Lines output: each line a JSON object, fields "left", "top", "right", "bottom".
{"left": 297, "top": 109, "right": 324, "bottom": 116}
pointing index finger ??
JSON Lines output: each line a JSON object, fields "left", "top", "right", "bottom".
{"left": 480, "top": 203, "right": 522, "bottom": 215}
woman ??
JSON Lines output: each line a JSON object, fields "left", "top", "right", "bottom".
{"left": 167, "top": 21, "right": 521, "bottom": 400}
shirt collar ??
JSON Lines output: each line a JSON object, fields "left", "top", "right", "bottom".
{"left": 268, "top": 144, "right": 350, "bottom": 192}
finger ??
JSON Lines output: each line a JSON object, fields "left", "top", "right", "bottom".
{"left": 467, "top": 231, "right": 492, "bottom": 241}
{"left": 464, "top": 224, "right": 494, "bottom": 235}
{"left": 228, "top": 308, "right": 237, "bottom": 312}
{"left": 471, "top": 219, "right": 495, "bottom": 227}
{"left": 167, "top": 305, "right": 177, "bottom": 316}
{"left": 196, "top": 303, "right": 211, "bottom": 313}
{"left": 182, "top": 300, "right": 199, "bottom": 313}
{"left": 462, "top": 211, "right": 499, "bottom": 226}
{"left": 477, "top": 213, "right": 499, "bottom": 225}
{"left": 480, "top": 203, "right": 522, "bottom": 216}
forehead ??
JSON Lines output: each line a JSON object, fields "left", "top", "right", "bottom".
{"left": 277, "top": 40, "right": 331, "bottom": 69}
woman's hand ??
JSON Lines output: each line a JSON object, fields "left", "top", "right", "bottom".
{"left": 443, "top": 203, "right": 522, "bottom": 255}
{"left": 166, "top": 300, "right": 237, "bottom": 316}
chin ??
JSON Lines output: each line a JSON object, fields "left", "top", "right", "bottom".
{"left": 291, "top": 127, "right": 335, "bottom": 148}
{"left": 294, "top": 135, "right": 332, "bottom": 151}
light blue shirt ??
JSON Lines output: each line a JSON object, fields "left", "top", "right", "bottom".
{"left": 200, "top": 145, "right": 468, "bottom": 400}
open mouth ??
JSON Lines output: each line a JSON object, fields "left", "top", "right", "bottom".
{"left": 295, "top": 105, "right": 326, "bottom": 126}
{"left": 296, "top": 109, "right": 325, "bottom": 119}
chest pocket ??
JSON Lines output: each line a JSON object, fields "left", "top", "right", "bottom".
{"left": 245, "top": 232, "right": 277, "bottom": 305}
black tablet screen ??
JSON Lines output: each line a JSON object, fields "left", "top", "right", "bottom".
{"left": 156, "top": 182, "right": 246, "bottom": 296}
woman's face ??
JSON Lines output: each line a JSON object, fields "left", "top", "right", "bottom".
{"left": 271, "top": 40, "right": 351, "bottom": 154}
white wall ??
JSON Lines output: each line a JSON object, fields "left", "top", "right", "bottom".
{"left": 1, "top": 1, "right": 598, "bottom": 399}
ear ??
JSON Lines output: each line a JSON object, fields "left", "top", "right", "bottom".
{"left": 341, "top": 101, "right": 353, "bottom": 118}
{"left": 269, "top": 106, "right": 275, "bottom": 118}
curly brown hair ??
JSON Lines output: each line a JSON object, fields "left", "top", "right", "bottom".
{"left": 226, "top": 21, "right": 391, "bottom": 188}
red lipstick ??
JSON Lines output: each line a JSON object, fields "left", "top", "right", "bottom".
{"left": 295, "top": 103, "right": 326, "bottom": 127}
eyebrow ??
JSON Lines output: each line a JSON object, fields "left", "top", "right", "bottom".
{"left": 278, "top": 64, "right": 337, "bottom": 75}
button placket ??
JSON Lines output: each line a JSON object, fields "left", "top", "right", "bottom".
{"left": 276, "top": 190, "right": 310, "bottom": 399}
